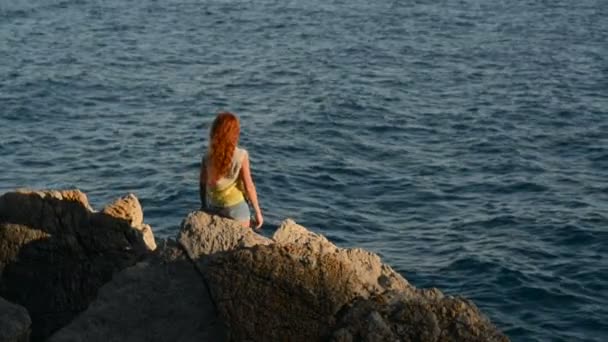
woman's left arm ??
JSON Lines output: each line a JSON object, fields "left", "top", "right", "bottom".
{"left": 240, "top": 154, "right": 263, "bottom": 229}
{"left": 199, "top": 158, "right": 207, "bottom": 209}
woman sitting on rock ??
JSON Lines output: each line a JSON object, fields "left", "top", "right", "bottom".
{"left": 200, "top": 112, "right": 263, "bottom": 229}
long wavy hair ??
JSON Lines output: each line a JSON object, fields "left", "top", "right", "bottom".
{"left": 207, "top": 112, "right": 240, "bottom": 183}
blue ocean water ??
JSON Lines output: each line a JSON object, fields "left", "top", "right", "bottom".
{"left": 1, "top": 0, "right": 607, "bottom": 340}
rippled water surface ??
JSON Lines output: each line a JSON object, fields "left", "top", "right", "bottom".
{"left": 1, "top": 0, "right": 607, "bottom": 340}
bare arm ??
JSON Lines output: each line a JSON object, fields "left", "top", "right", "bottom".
{"left": 240, "top": 154, "right": 263, "bottom": 229}
{"left": 199, "top": 158, "right": 207, "bottom": 209}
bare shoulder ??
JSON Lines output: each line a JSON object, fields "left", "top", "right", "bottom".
{"left": 236, "top": 147, "right": 249, "bottom": 162}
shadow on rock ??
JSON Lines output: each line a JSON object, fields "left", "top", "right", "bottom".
{"left": 49, "top": 239, "right": 226, "bottom": 342}
{"left": 0, "top": 296, "right": 31, "bottom": 342}
{"left": 0, "top": 190, "right": 156, "bottom": 341}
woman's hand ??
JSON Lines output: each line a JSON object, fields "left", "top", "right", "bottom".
{"left": 253, "top": 211, "right": 264, "bottom": 230}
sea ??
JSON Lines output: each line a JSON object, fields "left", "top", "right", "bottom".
{"left": 0, "top": 0, "right": 606, "bottom": 340}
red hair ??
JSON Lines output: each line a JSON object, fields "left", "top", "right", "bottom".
{"left": 207, "top": 112, "right": 240, "bottom": 182}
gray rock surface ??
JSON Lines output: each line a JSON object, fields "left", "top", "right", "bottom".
{"left": 178, "top": 211, "right": 270, "bottom": 259}
{"left": 50, "top": 240, "right": 225, "bottom": 342}
{"left": 0, "top": 190, "right": 156, "bottom": 341}
{"left": 331, "top": 290, "right": 510, "bottom": 342}
{"left": 0, "top": 296, "right": 31, "bottom": 342}
{"left": 206, "top": 243, "right": 361, "bottom": 340}
{"left": 178, "top": 211, "right": 509, "bottom": 342}
{"left": 274, "top": 219, "right": 412, "bottom": 295}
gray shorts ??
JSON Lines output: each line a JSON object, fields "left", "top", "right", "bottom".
{"left": 207, "top": 201, "right": 251, "bottom": 222}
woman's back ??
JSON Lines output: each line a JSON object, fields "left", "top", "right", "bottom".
{"left": 204, "top": 147, "right": 248, "bottom": 207}
{"left": 200, "top": 112, "right": 263, "bottom": 229}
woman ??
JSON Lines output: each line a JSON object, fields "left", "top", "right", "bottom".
{"left": 199, "top": 112, "right": 263, "bottom": 229}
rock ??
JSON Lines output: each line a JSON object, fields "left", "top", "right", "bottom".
{"left": 100, "top": 193, "right": 156, "bottom": 251}
{"left": 177, "top": 212, "right": 509, "bottom": 342}
{"left": 0, "top": 189, "right": 92, "bottom": 231}
{"left": 178, "top": 211, "right": 270, "bottom": 259}
{"left": 102, "top": 193, "right": 143, "bottom": 227}
{"left": 200, "top": 219, "right": 411, "bottom": 341}
{"left": 274, "top": 219, "right": 412, "bottom": 295}
{"left": 0, "top": 296, "right": 31, "bottom": 342}
{"left": 0, "top": 189, "right": 156, "bottom": 341}
{"left": 204, "top": 243, "right": 361, "bottom": 340}
{"left": 49, "top": 240, "right": 226, "bottom": 342}
{"left": 137, "top": 223, "right": 157, "bottom": 252}
{"left": 331, "top": 291, "right": 510, "bottom": 342}
{"left": 0, "top": 223, "right": 50, "bottom": 274}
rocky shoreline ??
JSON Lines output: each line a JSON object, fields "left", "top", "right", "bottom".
{"left": 0, "top": 190, "right": 509, "bottom": 341}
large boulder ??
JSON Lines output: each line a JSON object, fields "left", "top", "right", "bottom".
{"left": 331, "top": 290, "right": 509, "bottom": 342}
{"left": 0, "top": 296, "right": 31, "bottom": 342}
{"left": 178, "top": 211, "right": 509, "bottom": 341}
{"left": 0, "top": 190, "right": 156, "bottom": 341}
{"left": 201, "top": 220, "right": 412, "bottom": 341}
{"left": 205, "top": 243, "right": 360, "bottom": 340}
{"left": 49, "top": 240, "right": 225, "bottom": 342}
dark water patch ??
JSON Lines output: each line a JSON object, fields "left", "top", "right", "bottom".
{"left": 443, "top": 180, "right": 549, "bottom": 196}
{"left": 553, "top": 225, "right": 603, "bottom": 247}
